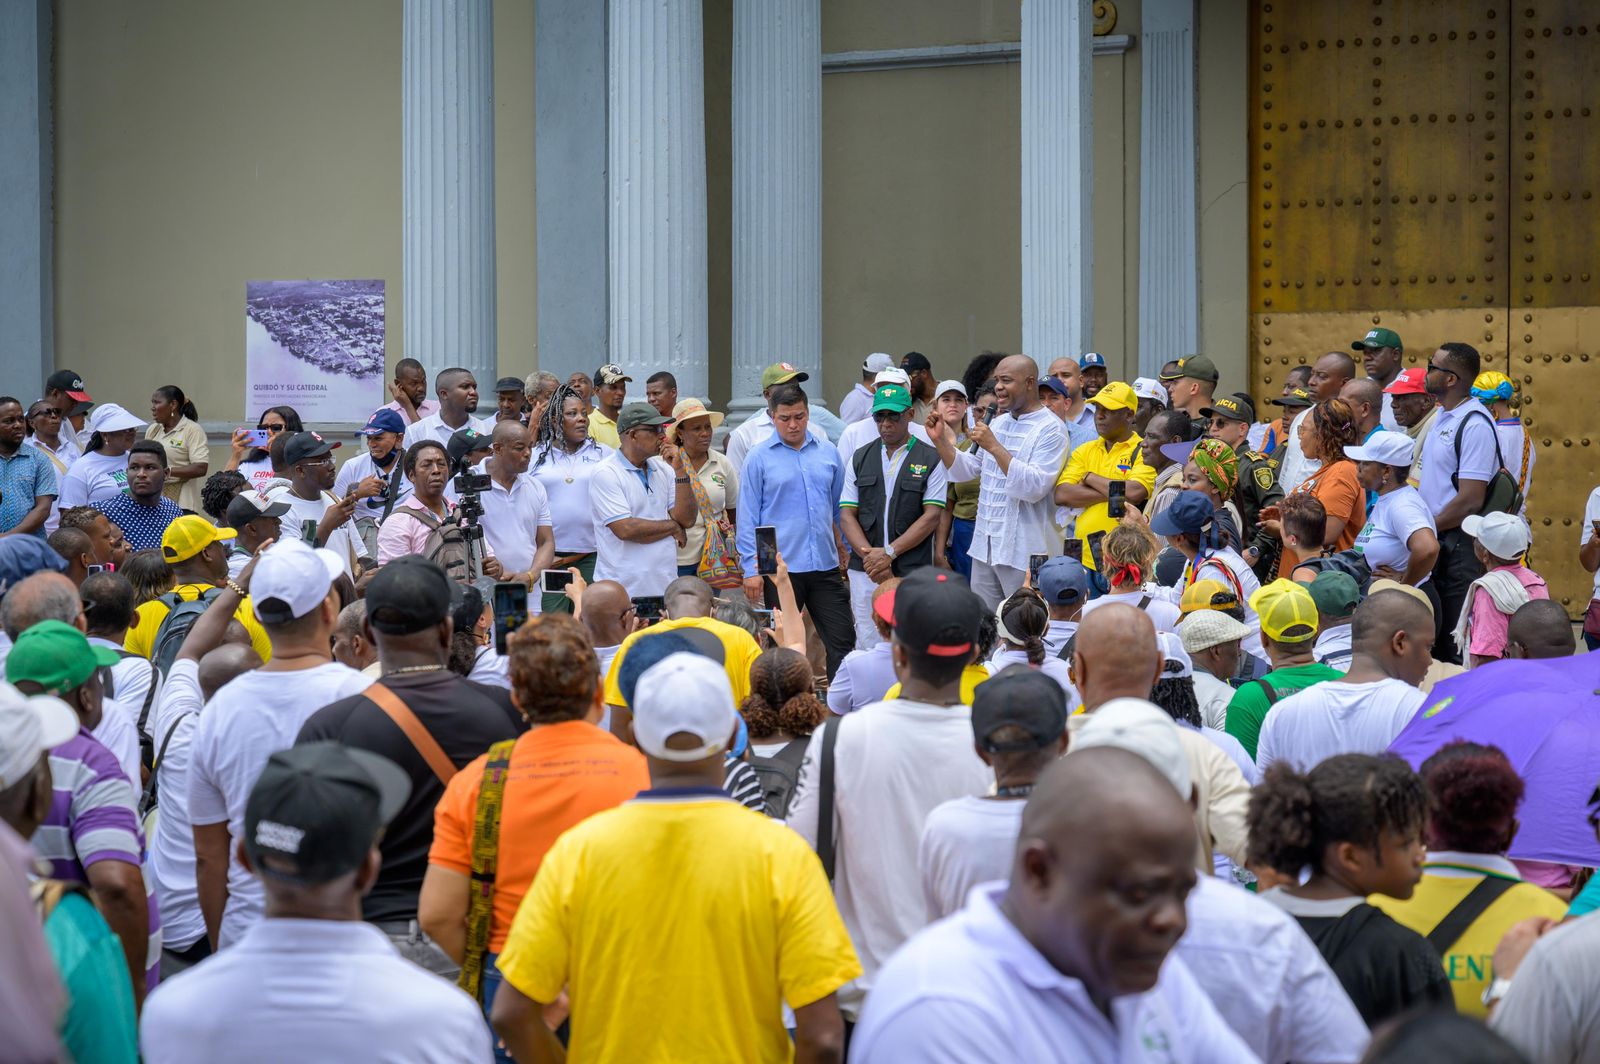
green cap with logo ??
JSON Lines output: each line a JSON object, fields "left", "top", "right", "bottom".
{"left": 1159, "top": 354, "right": 1220, "bottom": 385}
{"left": 871, "top": 383, "right": 913, "bottom": 415}
{"left": 5, "top": 620, "right": 121, "bottom": 695}
{"left": 616, "top": 402, "right": 675, "bottom": 434}
{"left": 1352, "top": 327, "right": 1403, "bottom": 351}
{"left": 760, "top": 362, "right": 811, "bottom": 390}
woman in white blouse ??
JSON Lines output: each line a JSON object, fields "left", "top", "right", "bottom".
{"left": 528, "top": 384, "right": 609, "bottom": 612}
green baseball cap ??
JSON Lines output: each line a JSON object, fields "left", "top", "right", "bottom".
{"left": 1352, "top": 327, "right": 1402, "bottom": 351}
{"left": 760, "top": 362, "right": 810, "bottom": 390}
{"left": 1159, "top": 354, "right": 1220, "bottom": 385}
{"left": 5, "top": 620, "right": 121, "bottom": 695}
{"left": 616, "top": 402, "right": 675, "bottom": 434}
{"left": 871, "top": 383, "right": 913, "bottom": 414}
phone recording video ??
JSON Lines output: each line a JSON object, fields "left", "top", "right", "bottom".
{"left": 540, "top": 569, "right": 575, "bottom": 595}
{"left": 632, "top": 596, "right": 665, "bottom": 623}
{"left": 1028, "top": 553, "right": 1049, "bottom": 585}
{"left": 755, "top": 526, "right": 779, "bottom": 576}
{"left": 1107, "top": 479, "right": 1127, "bottom": 519}
{"left": 492, "top": 582, "right": 529, "bottom": 655}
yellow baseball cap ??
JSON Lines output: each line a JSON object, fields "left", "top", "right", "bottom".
{"left": 161, "top": 515, "right": 237, "bottom": 564}
{"left": 1179, "top": 578, "right": 1239, "bottom": 615}
{"left": 1249, "top": 578, "right": 1320, "bottom": 643}
{"left": 1089, "top": 380, "right": 1138, "bottom": 413}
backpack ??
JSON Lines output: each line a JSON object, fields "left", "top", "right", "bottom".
{"left": 1452, "top": 408, "right": 1524, "bottom": 517}
{"left": 750, "top": 737, "right": 810, "bottom": 819}
{"left": 149, "top": 587, "right": 225, "bottom": 680}
{"left": 1292, "top": 549, "right": 1372, "bottom": 590}
{"left": 401, "top": 506, "right": 473, "bottom": 580}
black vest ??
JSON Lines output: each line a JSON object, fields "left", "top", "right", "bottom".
{"left": 847, "top": 437, "right": 940, "bottom": 575}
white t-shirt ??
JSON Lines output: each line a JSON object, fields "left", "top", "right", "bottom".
{"left": 1042, "top": 618, "right": 1077, "bottom": 657}
{"left": 91, "top": 636, "right": 155, "bottom": 735}
{"left": 277, "top": 489, "right": 366, "bottom": 576}
{"left": 90, "top": 694, "right": 140, "bottom": 789}
{"left": 400, "top": 412, "right": 493, "bottom": 450}
{"left": 148, "top": 658, "right": 207, "bottom": 951}
{"left": 1080, "top": 590, "right": 1183, "bottom": 633}
{"left": 237, "top": 456, "right": 277, "bottom": 492}
{"left": 468, "top": 645, "right": 510, "bottom": 689}
{"left": 474, "top": 462, "right": 553, "bottom": 575}
{"left": 984, "top": 649, "right": 1078, "bottom": 707}
{"left": 187, "top": 662, "right": 372, "bottom": 947}
{"left": 589, "top": 450, "right": 678, "bottom": 597}
{"left": 1313, "top": 623, "right": 1353, "bottom": 671}
{"left": 1584, "top": 486, "right": 1600, "bottom": 598}
{"left": 1419, "top": 398, "right": 1499, "bottom": 516}
{"left": 1255, "top": 677, "right": 1425, "bottom": 773}
{"left": 528, "top": 441, "right": 609, "bottom": 553}
{"left": 58, "top": 449, "right": 129, "bottom": 507}
{"left": 785, "top": 697, "right": 992, "bottom": 1019}
{"left": 1355, "top": 485, "right": 1435, "bottom": 582}
{"left": 918, "top": 796, "right": 1026, "bottom": 921}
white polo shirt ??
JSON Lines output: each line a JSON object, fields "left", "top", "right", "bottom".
{"left": 588, "top": 449, "right": 678, "bottom": 597}
{"left": 835, "top": 417, "right": 932, "bottom": 470}
{"left": 140, "top": 918, "right": 493, "bottom": 1063}
{"left": 473, "top": 461, "right": 553, "bottom": 575}
{"left": 850, "top": 883, "right": 1255, "bottom": 1063}
{"left": 1255, "top": 677, "right": 1425, "bottom": 774}
{"left": 400, "top": 412, "right": 493, "bottom": 451}
{"left": 918, "top": 797, "right": 1025, "bottom": 921}
{"left": 1418, "top": 398, "right": 1498, "bottom": 517}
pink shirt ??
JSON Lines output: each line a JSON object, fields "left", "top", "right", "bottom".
{"left": 375, "top": 502, "right": 497, "bottom": 565}
{"left": 384, "top": 397, "right": 440, "bottom": 423}
{"left": 1468, "top": 563, "right": 1548, "bottom": 658}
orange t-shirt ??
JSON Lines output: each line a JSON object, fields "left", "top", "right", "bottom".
{"left": 429, "top": 719, "right": 649, "bottom": 952}
{"left": 1280, "top": 459, "right": 1368, "bottom": 577}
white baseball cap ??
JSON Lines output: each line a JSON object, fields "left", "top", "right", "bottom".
{"left": 1155, "top": 633, "right": 1193, "bottom": 679}
{"left": 863, "top": 353, "right": 895, "bottom": 374}
{"left": 250, "top": 537, "right": 345, "bottom": 624}
{"left": 85, "top": 403, "right": 146, "bottom": 435}
{"left": 1344, "top": 430, "right": 1415, "bottom": 467}
{"left": 632, "top": 653, "right": 738, "bottom": 762}
{"left": 1462, "top": 512, "right": 1532, "bottom": 560}
{"left": 0, "top": 683, "right": 79, "bottom": 789}
{"left": 1071, "top": 698, "right": 1193, "bottom": 801}
{"left": 1132, "top": 377, "right": 1170, "bottom": 405}
{"left": 873, "top": 368, "right": 911, "bottom": 388}
{"left": 934, "top": 379, "right": 968, "bottom": 401}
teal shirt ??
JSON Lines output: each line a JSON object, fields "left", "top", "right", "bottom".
{"left": 1569, "top": 873, "right": 1600, "bottom": 918}
{"left": 44, "top": 891, "right": 139, "bottom": 1064}
{"left": 1224, "top": 661, "right": 1344, "bottom": 760}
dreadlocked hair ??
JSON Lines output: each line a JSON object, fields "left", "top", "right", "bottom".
{"left": 739, "top": 648, "right": 826, "bottom": 740}
{"left": 1150, "top": 675, "right": 1202, "bottom": 727}
{"left": 532, "top": 383, "right": 584, "bottom": 472}
{"left": 998, "top": 588, "right": 1049, "bottom": 666}
{"left": 1247, "top": 753, "right": 1427, "bottom": 876}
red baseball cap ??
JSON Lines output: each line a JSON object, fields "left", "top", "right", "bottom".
{"left": 1383, "top": 367, "right": 1428, "bottom": 396}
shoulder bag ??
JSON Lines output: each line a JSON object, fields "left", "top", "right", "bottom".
{"left": 688, "top": 461, "right": 742, "bottom": 589}
{"left": 457, "top": 739, "right": 517, "bottom": 1003}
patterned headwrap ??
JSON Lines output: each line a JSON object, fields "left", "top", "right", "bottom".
{"left": 1190, "top": 438, "right": 1239, "bottom": 501}
{"left": 1471, "top": 371, "right": 1515, "bottom": 404}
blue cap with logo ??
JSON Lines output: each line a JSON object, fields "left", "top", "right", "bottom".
{"left": 359, "top": 408, "right": 406, "bottom": 437}
{"left": 1079, "top": 352, "right": 1107, "bottom": 369}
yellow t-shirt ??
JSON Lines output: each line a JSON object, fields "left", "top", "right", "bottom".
{"left": 124, "top": 583, "right": 273, "bottom": 664}
{"left": 1055, "top": 434, "right": 1157, "bottom": 569}
{"left": 587, "top": 410, "right": 620, "bottom": 449}
{"left": 604, "top": 616, "right": 762, "bottom": 708}
{"left": 1371, "top": 863, "right": 1567, "bottom": 1018}
{"left": 884, "top": 662, "right": 989, "bottom": 705}
{"left": 495, "top": 795, "right": 861, "bottom": 1063}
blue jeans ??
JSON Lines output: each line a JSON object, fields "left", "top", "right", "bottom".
{"left": 949, "top": 517, "right": 975, "bottom": 581}
{"left": 482, "top": 953, "right": 513, "bottom": 1064}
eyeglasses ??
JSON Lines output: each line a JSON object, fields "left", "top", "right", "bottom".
{"left": 1208, "top": 416, "right": 1232, "bottom": 429}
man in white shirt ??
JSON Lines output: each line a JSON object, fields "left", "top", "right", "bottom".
{"left": 1256, "top": 588, "right": 1433, "bottom": 773}
{"left": 834, "top": 368, "right": 932, "bottom": 468}
{"left": 333, "top": 409, "right": 414, "bottom": 553}
{"left": 1178, "top": 609, "right": 1248, "bottom": 731}
{"left": 1279, "top": 351, "right": 1356, "bottom": 493}
{"left": 724, "top": 363, "right": 831, "bottom": 473}
{"left": 786, "top": 569, "right": 992, "bottom": 1022}
{"left": 840, "top": 353, "right": 894, "bottom": 425}
{"left": 1489, "top": 904, "right": 1600, "bottom": 1061}
{"left": 1308, "top": 570, "right": 1359, "bottom": 670}
{"left": 188, "top": 538, "right": 372, "bottom": 949}
{"left": 80, "top": 571, "right": 156, "bottom": 741}
{"left": 926, "top": 355, "right": 1067, "bottom": 609}
{"left": 1035, "top": 555, "right": 1088, "bottom": 656}
{"left": 144, "top": 743, "right": 492, "bottom": 1062}
{"left": 476, "top": 420, "right": 555, "bottom": 584}
{"left": 400, "top": 367, "right": 493, "bottom": 450}
{"left": 274, "top": 432, "right": 370, "bottom": 577}
{"left": 588, "top": 404, "right": 694, "bottom": 598}
{"left": 852, "top": 744, "right": 1254, "bottom": 1063}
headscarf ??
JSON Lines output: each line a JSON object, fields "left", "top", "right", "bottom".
{"left": 1190, "top": 438, "right": 1238, "bottom": 502}
{"left": 1472, "top": 371, "right": 1515, "bottom": 404}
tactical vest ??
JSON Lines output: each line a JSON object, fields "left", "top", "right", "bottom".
{"left": 847, "top": 437, "right": 940, "bottom": 575}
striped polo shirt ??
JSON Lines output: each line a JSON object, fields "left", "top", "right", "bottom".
{"left": 34, "top": 728, "right": 162, "bottom": 991}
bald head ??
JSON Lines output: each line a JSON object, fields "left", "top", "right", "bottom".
{"left": 663, "top": 576, "right": 713, "bottom": 620}
{"left": 579, "top": 579, "right": 633, "bottom": 646}
{"left": 1339, "top": 377, "right": 1383, "bottom": 430}
{"left": 1311, "top": 351, "right": 1357, "bottom": 401}
{"left": 491, "top": 419, "right": 528, "bottom": 447}
{"left": 1507, "top": 600, "right": 1577, "bottom": 660}
{"left": 198, "top": 643, "right": 263, "bottom": 701}
{"left": 1022, "top": 746, "right": 1190, "bottom": 843}
{"left": 1, "top": 573, "right": 84, "bottom": 639}
{"left": 1352, "top": 589, "right": 1434, "bottom": 650}
{"left": 1072, "top": 604, "right": 1161, "bottom": 709}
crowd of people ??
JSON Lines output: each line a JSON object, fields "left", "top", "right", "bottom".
{"left": 0, "top": 339, "right": 1596, "bottom": 1063}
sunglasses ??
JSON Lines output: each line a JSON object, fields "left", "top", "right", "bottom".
{"left": 260, "top": 423, "right": 287, "bottom": 433}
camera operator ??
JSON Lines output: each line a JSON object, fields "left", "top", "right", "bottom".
{"left": 375, "top": 439, "right": 503, "bottom": 579}
{"left": 474, "top": 421, "right": 556, "bottom": 587}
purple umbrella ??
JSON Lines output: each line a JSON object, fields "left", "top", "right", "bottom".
{"left": 1389, "top": 653, "right": 1600, "bottom": 866}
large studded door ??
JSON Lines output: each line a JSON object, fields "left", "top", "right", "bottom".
{"left": 1250, "top": 2, "right": 1600, "bottom": 615}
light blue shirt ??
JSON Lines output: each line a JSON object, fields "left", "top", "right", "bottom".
{"left": 1064, "top": 416, "right": 1096, "bottom": 457}
{"left": 737, "top": 432, "right": 845, "bottom": 577}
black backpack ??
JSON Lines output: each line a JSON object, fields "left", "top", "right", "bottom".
{"left": 149, "top": 587, "right": 225, "bottom": 680}
{"left": 749, "top": 737, "right": 810, "bottom": 819}
{"left": 1451, "top": 408, "right": 1524, "bottom": 517}
{"left": 1292, "top": 549, "right": 1372, "bottom": 590}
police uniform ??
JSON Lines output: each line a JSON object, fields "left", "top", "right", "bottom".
{"left": 1203, "top": 395, "right": 1284, "bottom": 582}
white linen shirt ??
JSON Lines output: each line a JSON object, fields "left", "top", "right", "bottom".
{"left": 945, "top": 407, "right": 1067, "bottom": 572}
{"left": 1418, "top": 398, "right": 1499, "bottom": 516}
{"left": 1277, "top": 408, "right": 1314, "bottom": 494}
{"left": 400, "top": 412, "right": 493, "bottom": 451}
{"left": 839, "top": 382, "right": 874, "bottom": 425}
{"left": 850, "top": 883, "right": 1258, "bottom": 1063}
{"left": 588, "top": 449, "right": 678, "bottom": 597}
{"left": 1255, "top": 678, "right": 1425, "bottom": 774}
{"left": 474, "top": 460, "right": 553, "bottom": 575}
{"left": 139, "top": 918, "right": 493, "bottom": 1063}
{"left": 724, "top": 408, "right": 829, "bottom": 474}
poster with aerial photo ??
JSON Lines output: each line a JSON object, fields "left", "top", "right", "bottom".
{"left": 245, "top": 279, "right": 385, "bottom": 422}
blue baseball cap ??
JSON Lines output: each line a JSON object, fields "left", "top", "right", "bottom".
{"left": 0, "top": 536, "right": 67, "bottom": 597}
{"left": 1079, "top": 352, "right": 1107, "bottom": 369}
{"left": 359, "top": 408, "right": 406, "bottom": 437}
{"left": 1037, "top": 556, "right": 1090, "bottom": 607}
{"left": 1040, "top": 376, "right": 1071, "bottom": 400}
{"left": 1150, "top": 491, "right": 1217, "bottom": 537}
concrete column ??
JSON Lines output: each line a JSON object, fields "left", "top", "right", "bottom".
{"left": 535, "top": 0, "right": 607, "bottom": 384}
{"left": 0, "top": 0, "right": 52, "bottom": 400}
{"left": 403, "top": 0, "right": 497, "bottom": 387}
{"left": 1138, "top": 0, "right": 1199, "bottom": 378}
{"left": 1020, "top": 0, "right": 1093, "bottom": 367}
{"left": 728, "top": 0, "right": 822, "bottom": 426}
{"left": 608, "top": 0, "right": 709, "bottom": 396}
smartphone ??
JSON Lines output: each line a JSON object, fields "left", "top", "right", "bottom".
{"left": 86, "top": 563, "right": 111, "bottom": 575}
{"left": 1028, "top": 553, "right": 1049, "bottom": 585}
{"left": 492, "top": 582, "right": 529, "bottom": 655}
{"left": 753, "top": 607, "right": 775, "bottom": 627}
{"left": 300, "top": 518, "right": 319, "bottom": 545}
{"left": 239, "top": 428, "right": 272, "bottom": 448}
{"left": 540, "top": 569, "right": 575, "bottom": 594}
{"left": 1107, "top": 479, "right": 1126, "bottom": 519}
{"left": 632, "top": 595, "right": 665, "bottom": 623}
{"left": 755, "top": 526, "right": 779, "bottom": 576}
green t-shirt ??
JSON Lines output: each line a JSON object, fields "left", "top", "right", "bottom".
{"left": 1224, "top": 661, "right": 1344, "bottom": 760}
{"left": 44, "top": 891, "right": 139, "bottom": 1064}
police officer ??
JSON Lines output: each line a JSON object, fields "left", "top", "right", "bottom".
{"left": 1201, "top": 394, "right": 1283, "bottom": 581}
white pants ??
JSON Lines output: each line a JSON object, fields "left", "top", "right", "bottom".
{"left": 847, "top": 568, "right": 882, "bottom": 652}
{"left": 970, "top": 559, "right": 1025, "bottom": 611}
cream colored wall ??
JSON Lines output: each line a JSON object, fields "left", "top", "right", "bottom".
{"left": 53, "top": 0, "right": 537, "bottom": 426}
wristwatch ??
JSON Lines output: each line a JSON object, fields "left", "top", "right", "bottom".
{"left": 884, "top": 544, "right": 897, "bottom": 560}
{"left": 1482, "top": 977, "right": 1513, "bottom": 1008}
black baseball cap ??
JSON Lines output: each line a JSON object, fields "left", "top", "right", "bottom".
{"left": 45, "top": 370, "right": 91, "bottom": 402}
{"left": 494, "top": 376, "right": 526, "bottom": 393}
{"left": 243, "top": 742, "right": 410, "bottom": 884}
{"left": 971, "top": 665, "right": 1068, "bottom": 752}
{"left": 1200, "top": 395, "right": 1254, "bottom": 424}
{"left": 873, "top": 568, "right": 982, "bottom": 658}
{"left": 447, "top": 427, "right": 491, "bottom": 469}
{"left": 900, "top": 352, "right": 932, "bottom": 373}
{"left": 282, "top": 431, "right": 340, "bottom": 466}
{"left": 1270, "top": 387, "right": 1314, "bottom": 409}
{"left": 365, "top": 556, "right": 453, "bottom": 634}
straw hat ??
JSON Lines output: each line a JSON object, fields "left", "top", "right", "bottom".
{"left": 670, "top": 398, "right": 724, "bottom": 441}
